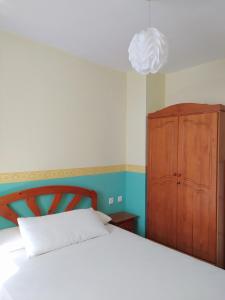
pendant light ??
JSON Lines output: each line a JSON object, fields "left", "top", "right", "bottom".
{"left": 128, "top": 0, "right": 168, "bottom": 75}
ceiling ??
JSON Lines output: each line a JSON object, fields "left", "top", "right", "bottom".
{"left": 0, "top": 0, "right": 224, "bottom": 73}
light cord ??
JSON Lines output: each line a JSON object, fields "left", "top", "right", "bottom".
{"left": 148, "top": 0, "right": 151, "bottom": 28}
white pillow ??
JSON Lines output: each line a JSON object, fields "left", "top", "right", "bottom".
{"left": 95, "top": 210, "right": 112, "bottom": 224}
{"left": 0, "top": 210, "right": 110, "bottom": 253}
{"left": 18, "top": 208, "right": 108, "bottom": 257}
{"left": 0, "top": 227, "right": 24, "bottom": 252}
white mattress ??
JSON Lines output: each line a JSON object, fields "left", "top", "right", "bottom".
{"left": 1, "top": 225, "right": 225, "bottom": 300}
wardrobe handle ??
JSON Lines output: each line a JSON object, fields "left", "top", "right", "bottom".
{"left": 173, "top": 173, "right": 177, "bottom": 176}
{"left": 177, "top": 182, "right": 181, "bottom": 185}
{"left": 178, "top": 173, "right": 182, "bottom": 177}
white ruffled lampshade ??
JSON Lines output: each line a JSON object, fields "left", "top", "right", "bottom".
{"left": 128, "top": 27, "right": 168, "bottom": 75}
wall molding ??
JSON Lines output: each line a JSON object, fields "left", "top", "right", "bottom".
{"left": 0, "top": 164, "right": 146, "bottom": 184}
{"left": 125, "top": 165, "right": 146, "bottom": 173}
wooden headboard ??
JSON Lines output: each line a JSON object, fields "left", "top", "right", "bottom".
{"left": 0, "top": 185, "right": 97, "bottom": 225}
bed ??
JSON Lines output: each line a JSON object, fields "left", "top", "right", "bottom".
{"left": 0, "top": 185, "right": 225, "bottom": 300}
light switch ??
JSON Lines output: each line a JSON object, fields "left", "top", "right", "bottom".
{"left": 108, "top": 197, "right": 114, "bottom": 205}
{"left": 118, "top": 196, "right": 123, "bottom": 203}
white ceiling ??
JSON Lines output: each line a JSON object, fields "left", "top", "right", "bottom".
{"left": 0, "top": 0, "right": 225, "bottom": 73}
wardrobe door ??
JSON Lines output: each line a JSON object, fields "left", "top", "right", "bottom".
{"left": 177, "top": 113, "right": 218, "bottom": 263}
{"left": 147, "top": 117, "right": 178, "bottom": 248}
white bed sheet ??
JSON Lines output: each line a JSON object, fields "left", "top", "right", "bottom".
{"left": 1, "top": 224, "right": 225, "bottom": 300}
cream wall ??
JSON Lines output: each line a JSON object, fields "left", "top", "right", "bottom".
{"left": 147, "top": 73, "right": 165, "bottom": 113}
{"left": 0, "top": 31, "right": 126, "bottom": 173}
{"left": 126, "top": 72, "right": 147, "bottom": 166}
{"left": 126, "top": 72, "right": 165, "bottom": 167}
{"left": 165, "top": 59, "right": 225, "bottom": 106}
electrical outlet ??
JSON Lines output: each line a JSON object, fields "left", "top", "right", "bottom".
{"left": 108, "top": 197, "right": 114, "bottom": 205}
{"left": 118, "top": 195, "right": 123, "bottom": 203}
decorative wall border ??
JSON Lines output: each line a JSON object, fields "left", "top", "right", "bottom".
{"left": 125, "top": 165, "right": 146, "bottom": 173}
{"left": 0, "top": 164, "right": 145, "bottom": 184}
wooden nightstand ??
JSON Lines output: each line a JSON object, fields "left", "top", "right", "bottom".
{"left": 109, "top": 212, "right": 138, "bottom": 233}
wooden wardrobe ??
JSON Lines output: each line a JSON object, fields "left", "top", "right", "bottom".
{"left": 147, "top": 103, "right": 225, "bottom": 268}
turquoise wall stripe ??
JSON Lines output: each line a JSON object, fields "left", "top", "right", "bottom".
{"left": 125, "top": 172, "right": 146, "bottom": 237}
{"left": 0, "top": 171, "right": 146, "bottom": 236}
{"left": 0, "top": 172, "right": 126, "bottom": 229}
